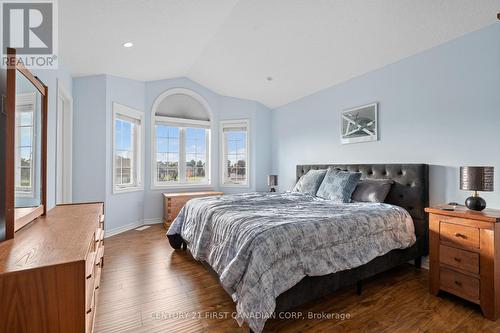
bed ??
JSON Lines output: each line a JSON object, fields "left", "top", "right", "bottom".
{"left": 167, "top": 163, "right": 429, "bottom": 333}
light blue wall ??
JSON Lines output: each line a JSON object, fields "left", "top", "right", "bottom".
{"left": 105, "top": 75, "right": 146, "bottom": 231}
{"left": 73, "top": 76, "right": 272, "bottom": 232}
{"left": 72, "top": 23, "right": 499, "bottom": 233}
{"left": 143, "top": 78, "right": 272, "bottom": 220}
{"left": 73, "top": 75, "right": 107, "bottom": 203}
{"left": 272, "top": 23, "right": 500, "bottom": 208}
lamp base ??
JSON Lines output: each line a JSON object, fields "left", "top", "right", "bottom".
{"left": 465, "top": 195, "right": 486, "bottom": 211}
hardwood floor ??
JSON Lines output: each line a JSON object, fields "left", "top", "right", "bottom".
{"left": 95, "top": 224, "right": 500, "bottom": 333}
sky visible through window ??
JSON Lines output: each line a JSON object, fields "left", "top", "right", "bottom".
{"left": 226, "top": 131, "right": 246, "bottom": 183}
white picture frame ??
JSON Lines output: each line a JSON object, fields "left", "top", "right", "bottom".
{"left": 341, "top": 102, "right": 378, "bottom": 144}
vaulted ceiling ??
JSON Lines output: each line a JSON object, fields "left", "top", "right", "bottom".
{"left": 60, "top": 0, "right": 500, "bottom": 108}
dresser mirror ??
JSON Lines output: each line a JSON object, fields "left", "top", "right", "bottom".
{"left": 5, "top": 48, "right": 47, "bottom": 236}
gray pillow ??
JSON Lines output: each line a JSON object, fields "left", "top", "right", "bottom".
{"left": 351, "top": 179, "right": 394, "bottom": 203}
{"left": 292, "top": 169, "right": 327, "bottom": 196}
{"left": 316, "top": 169, "right": 362, "bottom": 202}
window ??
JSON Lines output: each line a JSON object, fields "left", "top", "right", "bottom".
{"left": 15, "top": 93, "right": 36, "bottom": 196}
{"left": 151, "top": 88, "right": 212, "bottom": 189}
{"left": 154, "top": 117, "right": 210, "bottom": 186}
{"left": 113, "top": 103, "right": 143, "bottom": 193}
{"left": 221, "top": 120, "right": 249, "bottom": 186}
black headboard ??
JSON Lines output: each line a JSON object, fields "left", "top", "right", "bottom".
{"left": 296, "top": 164, "right": 429, "bottom": 255}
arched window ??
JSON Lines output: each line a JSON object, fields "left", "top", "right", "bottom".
{"left": 151, "top": 88, "right": 212, "bottom": 188}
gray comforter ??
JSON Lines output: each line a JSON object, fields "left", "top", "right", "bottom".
{"left": 167, "top": 192, "right": 415, "bottom": 333}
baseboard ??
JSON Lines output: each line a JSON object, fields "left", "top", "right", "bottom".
{"left": 143, "top": 217, "right": 162, "bottom": 225}
{"left": 104, "top": 217, "right": 163, "bottom": 238}
{"left": 105, "top": 220, "right": 143, "bottom": 238}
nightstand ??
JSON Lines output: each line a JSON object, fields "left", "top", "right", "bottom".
{"left": 425, "top": 205, "right": 500, "bottom": 320}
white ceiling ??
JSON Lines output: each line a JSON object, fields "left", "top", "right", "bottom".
{"left": 60, "top": 0, "right": 500, "bottom": 108}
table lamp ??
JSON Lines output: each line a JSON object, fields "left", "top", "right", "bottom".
{"left": 268, "top": 175, "right": 278, "bottom": 192}
{"left": 460, "top": 166, "right": 494, "bottom": 211}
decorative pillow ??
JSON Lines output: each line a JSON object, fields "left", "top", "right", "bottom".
{"left": 351, "top": 179, "right": 394, "bottom": 203}
{"left": 316, "top": 169, "right": 362, "bottom": 202}
{"left": 292, "top": 169, "right": 327, "bottom": 196}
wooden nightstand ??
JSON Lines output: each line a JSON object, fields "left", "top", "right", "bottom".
{"left": 162, "top": 191, "right": 224, "bottom": 229}
{"left": 426, "top": 205, "right": 500, "bottom": 320}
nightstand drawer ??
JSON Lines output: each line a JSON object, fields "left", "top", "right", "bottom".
{"left": 440, "top": 222, "right": 479, "bottom": 250}
{"left": 439, "top": 244, "right": 479, "bottom": 274}
{"left": 440, "top": 267, "right": 480, "bottom": 303}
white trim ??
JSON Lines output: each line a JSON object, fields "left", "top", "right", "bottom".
{"left": 151, "top": 183, "right": 214, "bottom": 193}
{"left": 56, "top": 80, "right": 73, "bottom": 204}
{"left": 150, "top": 88, "right": 214, "bottom": 190}
{"left": 112, "top": 103, "right": 145, "bottom": 194}
{"left": 156, "top": 116, "right": 210, "bottom": 128}
{"left": 220, "top": 119, "right": 250, "bottom": 188}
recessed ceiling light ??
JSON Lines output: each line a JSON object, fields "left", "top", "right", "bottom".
{"left": 122, "top": 42, "right": 134, "bottom": 48}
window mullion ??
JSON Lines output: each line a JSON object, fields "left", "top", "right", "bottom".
{"left": 206, "top": 129, "right": 210, "bottom": 183}
{"left": 113, "top": 104, "right": 143, "bottom": 193}
{"left": 179, "top": 127, "right": 186, "bottom": 182}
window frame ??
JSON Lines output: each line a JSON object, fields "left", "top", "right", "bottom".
{"left": 152, "top": 116, "right": 211, "bottom": 189}
{"left": 15, "top": 92, "right": 37, "bottom": 198}
{"left": 112, "top": 102, "right": 144, "bottom": 194}
{"left": 150, "top": 88, "right": 214, "bottom": 190}
{"left": 220, "top": 119, "right": 250, "bottom": 188}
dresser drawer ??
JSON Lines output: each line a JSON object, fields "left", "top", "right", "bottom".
{"left": 439, "top": 244, "right": 479, "bottom": 274}
{"left": 440, "top": 222, "right": 479, "bottom": 250}
{"left": 86, "top": 290, "right": 96, "bottom": 333}
{"left": 440, "top": 267, "right": 480, "bottom": 303}
{"left": 86, "top": 273, "right": 95, "bottom": 314}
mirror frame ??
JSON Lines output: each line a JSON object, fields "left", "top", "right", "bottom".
{"left": 5, "top": 48, "right": 48, "bottom": 238}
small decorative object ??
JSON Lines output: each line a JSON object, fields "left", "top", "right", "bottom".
{"left": 341, "top": 102, "right": 378, "bottom": 144}
{"left": 268, "top": 175, "right": 278, "bottom": 192}
{"left": 460, "top": 166, "right": 494, "bottom": 211}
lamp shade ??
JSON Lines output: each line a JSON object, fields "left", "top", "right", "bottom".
{"left": 268, "top": 175, "right": 278, "bottom": 187}
{"left": 460, "top": 166, "right": 494, "bottom": 192}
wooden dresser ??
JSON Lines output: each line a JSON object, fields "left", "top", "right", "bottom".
{"left": 162, "top": 191, "right": 223, "bottom": 229}
{"left": 426, "top": 205, "right": 500, "bottom": 320}
{"left": 0, "top": 202, "right": 105, "bottom": 333}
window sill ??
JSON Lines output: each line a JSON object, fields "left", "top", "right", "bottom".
{"left": 220, "top": 183, "right": 250, "bottom": 188}
{"left": 113, "top": 186, "right": 144, "bottom": 195}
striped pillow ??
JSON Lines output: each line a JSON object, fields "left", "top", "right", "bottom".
{"left": 316, "top": 169, "right": 362, "bottom": 202}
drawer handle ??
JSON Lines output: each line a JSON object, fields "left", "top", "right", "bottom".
{"left": 454, "top": 280, "right": 462, "bottom": 287}
{"left": 453, "top": 257, "right": 462, "bottom": 263}
{"left": 86, "top": 308, "right": 92, "bottom": 314}
{"left": 86, "top": 273, "right": 92, "bottom": 279}
{"left": 454, "top": 233, "right": 467, "bottom": 239}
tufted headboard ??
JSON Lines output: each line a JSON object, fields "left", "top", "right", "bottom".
{"left": 296, "top": 164, "right": 429, "bottom": 255}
